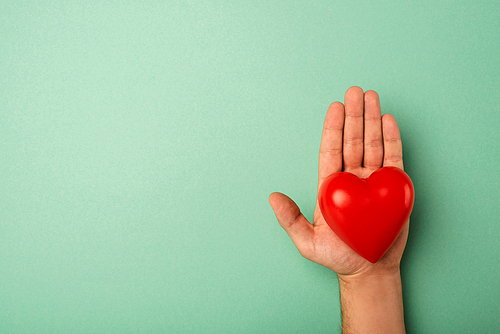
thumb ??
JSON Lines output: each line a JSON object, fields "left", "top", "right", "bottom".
{"left": 269, "top": 192, "right": 315, "bottom": 258}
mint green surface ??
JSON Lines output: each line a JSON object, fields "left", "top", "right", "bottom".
{"left": 1, "top": 1, "right": 499, "bottom": 333}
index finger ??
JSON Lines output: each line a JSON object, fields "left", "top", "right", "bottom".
{"left": 382, "top": 114, "right": 404, "bottom": 170}
{"left": 318, "top": 102, "right": 344, "bottom": 187}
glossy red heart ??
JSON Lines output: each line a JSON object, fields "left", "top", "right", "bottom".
{"left": 318, "top": 167, "right": 415, "bottom": 263}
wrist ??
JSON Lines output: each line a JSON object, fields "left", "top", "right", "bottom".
{"left": 338, "top": 267, "right": 401, "bottom": 286}
{"left": 338, "top": 269, "right": 405, "bottom": 333}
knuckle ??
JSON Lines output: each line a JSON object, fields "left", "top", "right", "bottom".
{"left": 364, "top": 163, "right": 382, "bottom": 169}
{"left": 319, "top": 147, "right": 342, "bottom": 155}
{"left": 324, "top": 124, "right": 344, "bottom": 131}
{"left": 364, "top": 115, "right": 381, "bottom": 121}
{"left": 344, "top": 137, "right": 363, "bottom": 145}
{"left": 384, "top": 155, "right": 402, "bottom": 163}
{"left": 384, "top": 137, "right": 401, "bottom": 144}
{"left": 365, "top": 139, "right": 383, "bottom": 148}
{"left": 345, "top": 112, "right": 363, "bottom": 119}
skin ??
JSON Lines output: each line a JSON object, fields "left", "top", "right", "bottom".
{"left": 269, "top": 86, "right": 407, "bottom": 333}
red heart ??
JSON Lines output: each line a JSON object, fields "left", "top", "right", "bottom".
{"left": 318, "top": 167, "right": 415, "bottom": 263}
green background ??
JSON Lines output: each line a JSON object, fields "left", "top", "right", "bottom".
{"left": 1, "top": 1, "right": 499, "bottom": 333}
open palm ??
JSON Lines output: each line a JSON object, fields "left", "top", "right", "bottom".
{"left": 270, "top": 87, "right": 409, "bottom": 278}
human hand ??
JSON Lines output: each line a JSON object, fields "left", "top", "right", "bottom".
{"left": 269, "top": 86, "right": 408, "bottom": 280}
